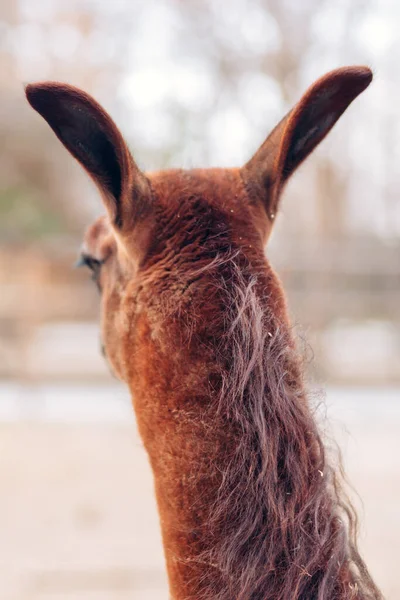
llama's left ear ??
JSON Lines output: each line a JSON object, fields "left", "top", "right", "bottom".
{"left": 242, "top": 66, "right": 372, "bottom": 220}
{"left": 25, "top": 82, "right": 151, "bottom": 231}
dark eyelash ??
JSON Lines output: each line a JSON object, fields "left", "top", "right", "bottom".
{"left": 75, "top": 254, "right": 104, "bottom": 284}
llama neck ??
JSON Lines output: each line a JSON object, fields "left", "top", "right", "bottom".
{"left": 129, "top": 260, "right": 381, "bottom": 600}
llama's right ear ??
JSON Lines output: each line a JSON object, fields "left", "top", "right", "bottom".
{"left": 25, "top": 82, "right": 151, "bottom": 230}
{"left": 242, "top": 66, "right": 372, "bottom": 220}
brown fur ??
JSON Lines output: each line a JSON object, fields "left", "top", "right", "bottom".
{"left": 26, "top": 66, "right": 383, "bottom": 599}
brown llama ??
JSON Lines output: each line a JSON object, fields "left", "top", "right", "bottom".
{"left": 26, "top": 66, "right": 383, "bottom": 600}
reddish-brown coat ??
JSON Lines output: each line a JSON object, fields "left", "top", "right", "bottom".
{"left": 26, "top": 66, "right": 383, "bottom": 599}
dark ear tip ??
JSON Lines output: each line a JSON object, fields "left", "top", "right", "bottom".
{"left": 330, "top": 65, "right": 373, "bottom": 93}
{"left": 24, "top": 82, "right": 53, "bottom": 111}
{"left": 345, "top": 65, "right": 373, "bottom": 87}
{"left": 25, "top": 81, "right": 83, "bottom": 111}
{"left": 24, "top": 82, "right": 37, "bottom": 104}
{"left": 304, "top": 66, "right": 373, "bottom": 108}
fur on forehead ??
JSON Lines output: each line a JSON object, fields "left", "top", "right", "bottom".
{"left": 83, "top": 215, "right": 116, "bottom": 261}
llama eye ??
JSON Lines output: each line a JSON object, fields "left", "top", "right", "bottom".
{"left": 75, "top": 253, "right": 103, "bottom": 283}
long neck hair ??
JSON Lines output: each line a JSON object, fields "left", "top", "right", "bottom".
{"left": 188, "top": 250, "right": 383, "bottom": 600}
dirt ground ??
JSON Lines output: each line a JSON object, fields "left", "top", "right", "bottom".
{"left": 0, "top": 397, "right": 399, "bottom": 599}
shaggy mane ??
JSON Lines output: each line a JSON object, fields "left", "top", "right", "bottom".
{"left": 188, "top": 252, "right": 383, "bottom": 600}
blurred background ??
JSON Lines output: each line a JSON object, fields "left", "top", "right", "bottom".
{"left": 0, "top": 0, "right": 399, "bottom": 598}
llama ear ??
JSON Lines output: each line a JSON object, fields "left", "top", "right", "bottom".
{"left": 25, "top": 82, "right": 151, "bottom": 229}
{"left": 242, "top": 66, "right": 372, "bottom": 220}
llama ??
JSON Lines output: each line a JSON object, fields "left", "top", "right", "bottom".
{"left": 26, "top": 66, "right": 383, "bottom": 600}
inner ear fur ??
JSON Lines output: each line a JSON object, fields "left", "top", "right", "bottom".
{"left": 242, "top": 66, "right": 373, "bottom": 219}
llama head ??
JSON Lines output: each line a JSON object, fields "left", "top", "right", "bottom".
{"left": 25, "top": 67, "right": 372, "bottom": 379}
